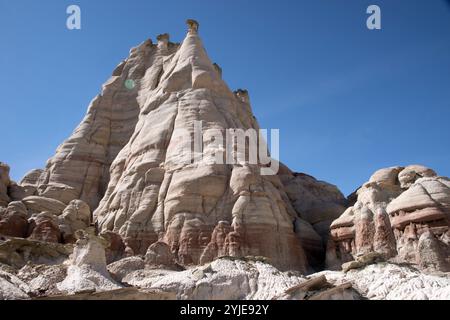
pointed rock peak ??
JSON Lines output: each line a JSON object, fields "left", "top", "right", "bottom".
{"left": 159, "top": 19, "right": 229, "bottom": 93}
{"left": 186, "top": 19, "right": 199, "bottom": 34}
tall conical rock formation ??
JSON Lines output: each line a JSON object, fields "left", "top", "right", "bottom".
{"left": 11, "top": 20, "right": 348, "bottom": 272}
{"left": 92, "top": 20, "right": 306, "bottom": 270}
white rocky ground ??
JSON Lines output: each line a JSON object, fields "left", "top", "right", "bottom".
{"left": 121, "top": 258, "right": 306, "bottom": 300}
{"left": 0, "top": 269, "right": 29, "bottom": 300}
{"left": 1, "top": 257, "right": 449, "bottom": 300}
{"left": 317, "top": 263, "right": 450, "bottom": 300}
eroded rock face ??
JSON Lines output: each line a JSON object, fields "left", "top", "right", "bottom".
{"left": 398, "top": 165, "right": 437, "bottom": 189}
{"left": 19, "top": 169, "right": 42, "bottom": 197}
{"left": 279, "top": 168, "right": 348, "bottom": 268}
{"left": 281, "top": 171, "right": 347, "bottom": 238}
{"left": 328, "top": 165, "right": 450, "bottom": 272}
{"left": 373, "top": 209, "right": 397, "bottom": 258}
{"left": 0, "top": 186, "right": 94, "bottom": 246}
{"left": 387, "top": 177, "right": 449, "bottom": 253}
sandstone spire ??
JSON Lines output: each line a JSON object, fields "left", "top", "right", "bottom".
{"left": 91, "top": 21, "right": 307, "bottom": 271}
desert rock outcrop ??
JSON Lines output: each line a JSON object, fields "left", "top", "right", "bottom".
{"left": 328, "top": 165, "right": 450, "bottom": 272}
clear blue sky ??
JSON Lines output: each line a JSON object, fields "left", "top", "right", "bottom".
{"left": 1, "top": 0, "right": 449, "bottom": 195}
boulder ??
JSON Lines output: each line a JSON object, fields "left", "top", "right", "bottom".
{"left": 27, "top": 212, "right": 61, "bottom": 243}
{"left": 22, "top": 196, "right": 66, "bottom": 216}
{"left": 398, "top": 165, "right": 437, "bottom": 189}
{"left": 107, "top": 256, "right": 145, "bottom": 282}
{"left": 0, "top": 201, "right": 29, "bottom": 238}
{"left": 58, "top": 200, "right": 91, "bottom": 243}
{"left": 145, "top": 241, "right": 175, "bottom": 267}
